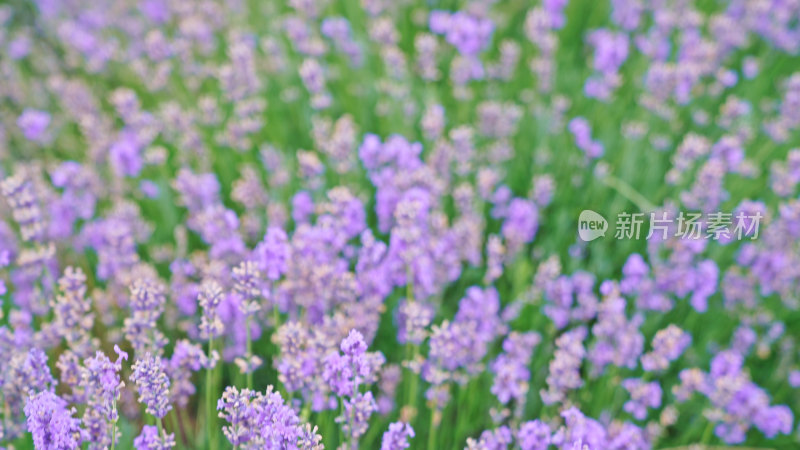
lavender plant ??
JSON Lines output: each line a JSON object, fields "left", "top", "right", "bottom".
{"left": 1, "top": 0, "right": 800, "bottom": 448}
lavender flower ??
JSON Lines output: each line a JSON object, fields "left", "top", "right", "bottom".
{"left": 133, "top": 425, "right": 175, "bottom": 450}
{"left": 124, "top": 277, "right": 168, "bottom": 357}
{"left": 622, "top": 378, "right": 662, "bottom": 420}
{"left": 501, "top": 199, "right": 539, "bottom": 255}
{"left": 340, "top": 391, "right": 377, "bottom": 440}
{"left": 517, "top": 420, "right": 551, "bottom": 450}
{"left": 541, "top": 327, "right": 586, "bottom": 405}
{"left": 491, "top": 332, "right": 541, "bottom": 405}
{"left": 24, "top": 390, "right": 86, "bottom": 449}
{"left": 641, "top": 325, "right": 691, "bottom": 372}
{"left": 429, "top": 11, "right": 494, "bottom": 56}
{"left": 381, "top": 421, "right": 414, "bottom": 450}
{"left": 198, "top": 279, "right": 225, "bottom": 341}
{"left": 568, "top": 117, "right": 604, "bottom": 159}
{"left": 17, "top": 109, "right": 51, "bottom": 141}
{"left": 217, "top": 385, "right": 323, "bottom": 448}
{"left": 254, "top": 227, "right": 291, "bottom": 281}
{"left": 81, "top": 346, "right": 127, "bottom": 449}
{"left": 232, "top": 260, "right": 263, "bottom": 316}
{"left": 1, "top": 172, "right": 46, "bottom": 242}
{"left": 323, "top": 329, "right": 383, "bottom": 397}
{"left": 130, "top": 353, "right": 172, "bottom": 419}
{"left": 52, "top": 266, "right": 94, "bottom": 356}
{"left": 3, "top": 347, "right": 56, "bottom": 438}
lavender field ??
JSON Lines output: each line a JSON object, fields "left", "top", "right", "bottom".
{"left": 1, "top": 0, "right": 800, "bottom": 448}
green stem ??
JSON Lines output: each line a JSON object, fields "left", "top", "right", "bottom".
{"left": 246, "top": 315, "right": 253, "bottom": 390}
{"left": 700, "top": 419, "right": 714, "bottom": 445}
{"left": 167, "top": 409, "right": 183, "bottom": 446}
{"left": 349, "top": 364, "right": 359, "bottom": 449}
{"left": 206, "top": 338, "right": 219, "bottom": 450}
{"left": 110, "top": 400, "right": 117, "bottom": 450}
{"left": 598, "top": 172, "right": 657, "bottom": 213}
{"left": 405, "top": 344, "right": 419, "bottom": 417}
{"left": 454, "top": 383, "right": 469, "bottom": 440}
{"left": 338, "top": 400, "right": 346, "bottom": 446}
{"left": 403, "top": 264, "right": 418, "bottom": 420}
{"left": 427, "top": 410, "right": 438, "bottom": 449}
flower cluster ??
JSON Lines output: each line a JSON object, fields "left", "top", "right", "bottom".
{"left": 217, "top": 385, "right": 322, "bottom": 449}
{"left": 2, "top": 0, "right": 800, "bottom": 448}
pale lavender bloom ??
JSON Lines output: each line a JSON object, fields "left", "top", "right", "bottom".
{"left": 588, "top": 29, "right": 629, "bottom": 75}
{"left": 56, "top": 351, "right": 84, "bottom": 404}
{"left": 292, "top": 191, "right": 315, "bottom": 224}
{"left": 501, "top": 198, "right": 539, "bottom": 255}
{"left": 477, "top": 101, "right": 522, "bottom": 138}
{"left": 484, "top": 234, "right": 505, "bottom": 284}
{"left": 542, "top": 0, "right": 569, "bottom": 28}
{"left": 467, "top": 426, "right": 512, "bottom": 449}
{"left": 381, "top": 421, "right": 414, "bottom": 450}
{"left": 611, "top": 0, "right": 643, "bottom": 30}
{"left": 641, "top": 325, "right": 691, "bottom": 372}
{"left": 742, "top": 56, "right": 759, "bottom": 79}
{"left": 198, "top": 279, "right": 225, "bottom": 341}
{"left": 8, "top": 35, "right": 32, "bottom": 59}
{"left": 273, "top": 322, "right": 319, "bottom": 396}
{"left": 340, "top": 391, "right": 377, "bottom": 439}
{"left": 81, "top": 346, "right": 127, "bottom": 449}
{"left": 491, "top": 332, "right": 540, "bottom": 405}
{"left": 589, "top": 284, "right": 644, "bottom": 373}
{"left": 541, "top": 327, "right": 587, "bottom": 405}
{"left": 25, "top": 390, "right": 86, "bottom": 450}
{"left": 109, "top": 131, "right": 144, "bottom": 177}
{"left": 568, "top": 117, "right": 604, "bottom": 159}
{"left": 52, "top": 267, "right": 94, "bottom": 356}
{"left": 455, "top": 286, "right": 506, "bottom": 348}
{"left": 299, "top": 58, "right": 326, "bottom": 94}
{"left": 324, "top": 329, "right": 384, "bottom": 397}
{"left": 130, "top": 353, "right": 172, "bottom": 419}
{"left": 17, "top": 109, "right": 50, "bottom": 141}
{"left": 532, "top": 175, "right": 555, "bottom": 207}
{"left": 139, "top": 180, "right": 159, "bottom": 198}
{"left": 321, "top": 17, "right": 362, "bottom": 66}
{"left": 552, "top": 407, "right": 608, "bottom": 449}
{"left": 789, "top": 370, "right": 800, "bottom": 388}
{"left": 397, "top": 300, "right": 434, "bottom": 345}
{"left": 429, "top": 10, "right": 493, "bottom": 56}
{"left": 4, "top": 348, "right": 56, "bottom": 424}
{"left": 217, "top": 387, "right": 261, "bottom": 447}
{"left": 416, "top": 33, "right": 441, "bottom": 81}
{"left": 217, "top": 385, "right": 322, "bottom": 448}
{"left": 421, "top": 104, "right": 445, "bottom": 140}
{"left": 376, "top": 365, "right": 401, "bottom": 415}
{"left": 752, "top": 404, "right": 793, "bottom": 439}
{"left": 124, "top": 278, "right": 168, "bottom": 357}
{"left": 1, "top": 173, "right": 47, "bottom": 242}
{"left": 232, "top": 261, "right": 263, "bottom": 316}
{"left": 134, "top": 425, "right": 175, "bottom": 450}
{"left": 622, "top": 378, "right": 662, "bottom": 420}
{"left": 518, "top": 420, "right": 551, "bottom": 450}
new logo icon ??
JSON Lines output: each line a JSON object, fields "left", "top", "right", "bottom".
{"left": 578, "top": 210, "right": 608, "bottom": 241}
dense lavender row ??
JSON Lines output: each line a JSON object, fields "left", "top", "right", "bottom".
{"left": 1, "top": 0, "right": 800, "bottom": 448}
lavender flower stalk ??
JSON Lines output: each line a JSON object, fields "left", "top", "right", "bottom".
{"left": 232, "top": 261, "right": 263, "bottom": 388}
